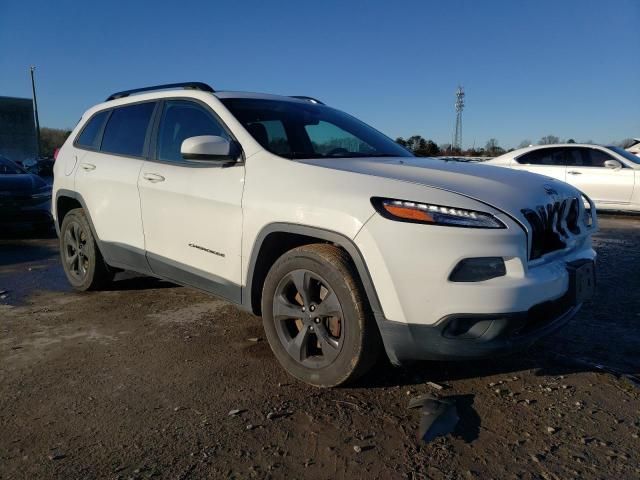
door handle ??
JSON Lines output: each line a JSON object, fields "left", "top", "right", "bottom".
{"left": 80, "top": 163, "right": 96, "bottom": 171}
{"left": 143, "top": 172, "right": 165, "bottom": 183}
{"left": 567, "top": 171, "right": 582, "bottom": 175}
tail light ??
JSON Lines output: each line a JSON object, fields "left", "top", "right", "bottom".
{"left": 53, "top": 148, "right": 60, "bottom": 161}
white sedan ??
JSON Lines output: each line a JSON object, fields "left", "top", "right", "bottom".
{"left": 626, "top": 138, "right": 640, "bottom": 157}
{"left": 485, "top": 144, "right": 640, "bottom": 213}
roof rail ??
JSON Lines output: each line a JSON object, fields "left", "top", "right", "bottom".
{"left": 106, "top": 82, "right": 215, "bottom": 101}
{"left": 290, "top": 95, "right": 325, "bottom": 105}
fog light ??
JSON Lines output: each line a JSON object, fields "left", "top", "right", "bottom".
{"left": 449, "top": 257, "right": 506, "bottom": 282}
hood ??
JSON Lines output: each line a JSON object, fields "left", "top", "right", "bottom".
{"left": 301, "top": 156, "right": 582, "bottom": 223}
{"left": 0, "top": 174, "right": 47, "bottom": 194}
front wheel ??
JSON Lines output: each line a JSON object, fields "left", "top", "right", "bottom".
{"left": 60, "top": 208, "right": 114, "bottom": 291}
{"left": 261, "top": 244, "right": 381, "bottom": 387}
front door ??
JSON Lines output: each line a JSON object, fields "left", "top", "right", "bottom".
{"left": 137, "top": 99, "right": 245, "bottom": 302}
{"left": 565, "top": 147, "right": 635, "bottom": 205}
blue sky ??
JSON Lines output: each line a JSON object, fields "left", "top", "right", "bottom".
{"left": 1, "top": 0, "right": 638, "bottom": 148}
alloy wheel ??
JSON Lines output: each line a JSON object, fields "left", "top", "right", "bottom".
{"left": 63, "top": 220, "right": 90, "bottom": 281}
{"left": 272, "top": 269, "right": 344, "bottom": 368}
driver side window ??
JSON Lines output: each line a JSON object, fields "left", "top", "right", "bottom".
{"left": 157, "top": 100, "right": 229, "bottom": 163}
{"left": 586, "top": 149, "right": 616, "bottom": 168}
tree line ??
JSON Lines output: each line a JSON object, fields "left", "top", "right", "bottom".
{"left": 395, "top": 135, "right": 637, "bottom": 157}
{"left": 39, "top": 127, "right": 71, "bottom": 158}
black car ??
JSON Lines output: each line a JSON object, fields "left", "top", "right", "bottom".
{"left": 0, "top": 155, "right": 53, "bottom": 232}
{"left": 20, "top": 157, "right": 55, "bottom": 178}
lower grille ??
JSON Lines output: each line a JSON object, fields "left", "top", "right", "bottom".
{"left": 440, "top": 292, "right": 574, "bottom": 341}
{"left": 516, "top": 293, "right": 573, "bottom": 336}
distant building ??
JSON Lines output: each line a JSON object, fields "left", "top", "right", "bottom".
{"left": 0, "top": 96, "right": 37, "bottom": 163}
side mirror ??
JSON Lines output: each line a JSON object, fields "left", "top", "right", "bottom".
{"left": 604, "top": 159, "right": 622, "bottom": 170}
{"left": 181, "top": 135, "right": 240, "bottom": 163}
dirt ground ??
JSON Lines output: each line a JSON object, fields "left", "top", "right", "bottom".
{"left": 1, "top": 215, "right": 639, "bottom": 479}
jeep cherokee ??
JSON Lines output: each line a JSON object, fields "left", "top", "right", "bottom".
{"left": 52, "top": 82, "right": 597, "bottom": 387}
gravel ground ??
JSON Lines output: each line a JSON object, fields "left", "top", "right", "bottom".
{"left": 0, "top": 214, "right": 639, "bottom": 479}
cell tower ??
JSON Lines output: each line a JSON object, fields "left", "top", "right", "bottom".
{"left": 453, "top": 86, "right": 465, "bottom": 151}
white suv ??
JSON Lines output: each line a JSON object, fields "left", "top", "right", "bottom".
{"left": 52, "top": 82, "right": 597, "bottom": 387}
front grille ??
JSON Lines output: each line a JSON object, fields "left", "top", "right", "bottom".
{"left": 522, "top": 197, "right": 581, "bottom": 260}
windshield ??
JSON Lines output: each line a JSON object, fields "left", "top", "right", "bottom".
{"left": 606, "top": 146, "right": 640, "bottom": 165}
{"left": 221, "top": 98, "right": 412, "bottom": 160}
{"left": 0, "top": 156, "right": 26, "bottom": 174}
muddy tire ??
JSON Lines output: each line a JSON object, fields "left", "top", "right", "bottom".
{"left": 261, "top": 244, "right": 381, "bottom": 387}
{"left": 59, "top": 208, "right": 114, "bottom": 291}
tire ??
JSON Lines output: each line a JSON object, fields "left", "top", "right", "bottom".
{"left": 261, "top": 244, "right": 381, "bottom": 387}
{"left": 59, "top": 208, "right": 114, "bottom": 291}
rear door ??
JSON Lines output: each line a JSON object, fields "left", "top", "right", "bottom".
{"left": 511, "top": 147, "right": 567, "bottom": 182}
{"left": 565, "top": 147, "right": 635, "bottom": 205}
{"left": 73, "top": 101, "right": 156, "bottom": 271}
{"left": 137, "top": 99, "right": 245, "bottom": 302}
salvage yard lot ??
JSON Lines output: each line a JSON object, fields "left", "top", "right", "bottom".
{"left": 1, "top": 215, "right": 639, "bottom": 479}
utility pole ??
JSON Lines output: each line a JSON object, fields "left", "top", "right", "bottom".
{"left": 30, "top": 66, "right": 41, "bottom": 158}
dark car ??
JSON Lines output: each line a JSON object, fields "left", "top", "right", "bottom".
{"left": 0, "top": 155, "right": 53, "bottom": 232}
{"left": 20, "top": 157, "right": 55, "bottom": 178}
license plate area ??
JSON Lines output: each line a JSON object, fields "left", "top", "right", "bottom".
{"left": 567, "top": 260, "right": 595, "bottom": 305}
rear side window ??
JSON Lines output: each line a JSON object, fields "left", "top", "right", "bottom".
{"left": 516, "top": 148, "right": 565, "bottom": 166}
{"left": 157, "top": 100, "right": 229, "bottom": 162}
{"left": 75, "top": 110, "right": 109, "bottom": 149}
{"left": 564, "top": 148, "right": 588, "bottom": 167}
{"left": 101, "top": 102, "right": 156, "bottom": 157}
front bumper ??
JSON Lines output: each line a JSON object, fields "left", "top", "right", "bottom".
{"left": 355, "top": 212, "right": 596, "bottom": 325}
{"left": 355, "top": 212, "right": 596, "bottom": 364}
{"left": 378, "top": 292, "right": 580, "bottom": 364}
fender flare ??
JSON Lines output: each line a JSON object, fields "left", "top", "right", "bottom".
{"left": 243, "top": 222, "right": 384, "bottom": 318}
{"left": 54, "top": 189, "right": 98, "bottom": 239}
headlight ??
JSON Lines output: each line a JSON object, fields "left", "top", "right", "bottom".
{"left": 371, "top": 197, "right": 506, "bottom": 229}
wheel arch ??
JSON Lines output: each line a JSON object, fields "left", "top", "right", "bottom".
{"left": 55, "top": 193, "right": 81, "bottom": 229}
{"left": 54, "top": 190, "right": 102, "bottom": 245}
{"left": 243, "top": 223, "right": 384, "bottom": 320}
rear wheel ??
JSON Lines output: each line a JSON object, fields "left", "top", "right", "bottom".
{"left": 60, "top": 208, "right": 114, "bottom": 291}
{"left": 261, "top": 244, "right": 381, "bottom": 387}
